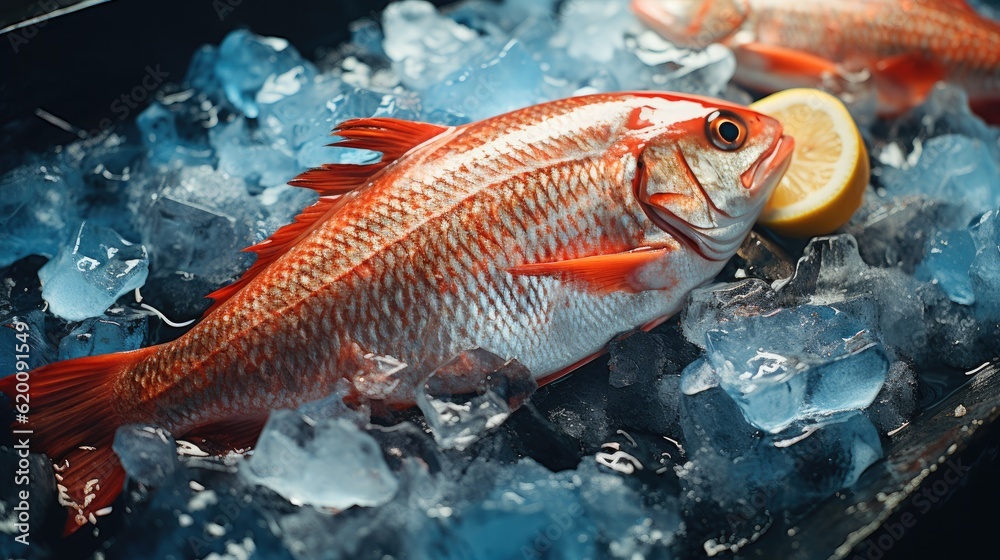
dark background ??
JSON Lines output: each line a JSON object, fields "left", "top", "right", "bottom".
{"left": 1, "top": 0, "right": 998, "bottom": 558}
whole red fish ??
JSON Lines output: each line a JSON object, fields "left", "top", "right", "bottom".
{"left": 0, "top": 92, "right": 792, "bottom": 534}
{"left": 632, "top": 0, "right": 1000, "bottom": 122}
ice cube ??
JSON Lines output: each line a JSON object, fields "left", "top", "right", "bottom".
{"left": 863, "top": 359, "right": 918, "bottom": 434}
{"left": 878, "top": 134, "right": 1000, "bottom": 229}
{"left": 416, "top": 349, "right": 537, "bottom": 450}
{"left": 39, "top": 222, "right": 149, "bottom": 322}
{"left": 136, "top": 101, "right": 215, "bottom": 166}
{"left": 210, "top": 116, "right": 301, "bottom": 189}
{"left": 214, "top": 29, "right": 317, "bottom": 118}
{"left": 681, "top": 278, "right": 780, "bottom": 347}
{"left": 703, "top": 305, "right": 889, "bottom": 433}
{"left": 605, "top": 326, "right": 699, "bottom": 436}
{"left": 680, "top": 383, "right": 883, "bottom": 549}
{"left": 0, "top": 160, "right": 84, "bottom": 268}
{"left": 779, "top": 235, "right": 934, "bottom": 362}
{"left": 138, "top": 166, "right": 265, "bottom": 319}
{"left": 241, "top": 410, "right": 398, "bottom": 509}
{"left": 57, "top": 307, "right": 148, "bottom": 360}
{"left": 916, "top": 227, "right": 976, "bottom": 305}
{"left": 416, "top": 457, "right": 678, "bottom": 559}
{"left": 0, "top": 256, "right": 45, "bottom": 323}
{"left": 0, "top": 310, "right": 55, "bottom": 377}
{"left": 420, "top": 38, "right": 545, "bottom": 121}
{"left": 112, "top": 424, "right": 178, "bottom": 487}
{"left": 382, "top": 0, "right": 484, "bottom": 90}
{"left": 969, "top": 209, "right": 1000, "bottom": 321}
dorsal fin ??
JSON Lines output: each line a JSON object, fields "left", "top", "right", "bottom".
{"left": 204, "top": 117, "right": 451, "bottom": 315}
{"left": 203, "top": 196, "right": 342, "bottom": 315}
{"left": 288, "top": 117, "right": 451, "bottom": 196}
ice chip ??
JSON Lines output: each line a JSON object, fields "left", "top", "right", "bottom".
{"left": 382, "top": 0, "right": 484, "bottom": 90}
{"left": 704, "top": 305, "right": 890, "bottom": 433}
{"left": 215, "top": 29, "right": 317, "bottom": 118}
{"left": 112, "top": 425, "right": 177, "bottom": 487}
{"left": 39, "top": 223, "right": 149, "bottom": 322}
{"left": 879, "top": 134, "right": 1000, "bottom": 229}
{"left": 139, "top": 166, "right": 265, "bottom": 318}
{"left": 58, "top": 307, "right": 148, "bottom": 360}
{"left": 210, "top": 116, "right": 301, "bottom": 188}
{"left": 0, "top": 161, "right": 84, "bottom": 268}
{"left": 864, "top": 359, "right": 918, "bottom": 434}
{"left": 680, "top": 357, "right": 720, "bottom": 396}
{"left": 916, "top": 227, "right": 977, "bottom": 305}
{"left": 969, "top": 209, "right": 1000, "bottom": 320}
{"left": 421, "top": 39, "right": 544, "bottom": 121}
{"left": 416, "top": 349, "right": 537, "bottom": 450}
{"left": 681, "top": 278, "right": 780, "bottom": 346}
{"left": 136, "top": 102, "right": 214, "bottom": 166}
{"left": 242, "top": 410, "right": 398, "bottom": 509}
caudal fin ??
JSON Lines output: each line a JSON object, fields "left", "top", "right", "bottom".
{"left": 0, "top": 347, "right": 155, "bottom": 535}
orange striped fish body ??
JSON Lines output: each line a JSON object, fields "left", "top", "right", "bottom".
{"left": 632, "top": 0, "right": 1000, "bottom": 121}
{"left": 2, "top": 92, "right": 792, "bottom": 533}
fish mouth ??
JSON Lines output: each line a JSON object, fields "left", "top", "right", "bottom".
{"left": 742, "top": 134, "right": 795, "bottom": 196}
{"left": 637, "top": 134, "right": 794, "bottom": 262}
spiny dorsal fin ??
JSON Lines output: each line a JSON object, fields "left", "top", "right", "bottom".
{"left": 289, "top": 117, "right": 451, "bottom": 196}
{"left": 204, "top": 117, "right": 451, "bottom": 315}
{"left": 203, "top": 196, "right": 342, "bottom": 315}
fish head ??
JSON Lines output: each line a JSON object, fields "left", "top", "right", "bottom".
{"left": 631, "top": 0, "right": 748, "bottom": 49}
{"left": 633, "top": 97, "right": 793, "bottom": 262}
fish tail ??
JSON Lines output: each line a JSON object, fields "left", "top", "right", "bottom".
{"left": 0, "top": 347, "right": 156, "bottom": 535}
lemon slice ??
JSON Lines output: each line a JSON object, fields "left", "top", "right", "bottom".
{"left": 750, "top": 88, "right": 870, "bottom": 238}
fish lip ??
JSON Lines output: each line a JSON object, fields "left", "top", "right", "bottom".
{"left": 742, "top": 134, "right": 795, "bottom": 193}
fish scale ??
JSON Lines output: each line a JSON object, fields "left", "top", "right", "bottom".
{"left": 633, "top": 0, "right": 1000, "bottom": 121}
{"left": 3, "top": 91, "right": 793, "bottom": 534}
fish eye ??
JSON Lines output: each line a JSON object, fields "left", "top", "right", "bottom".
{"left": 706, "top": 111, "right": 747, "bottom": 151}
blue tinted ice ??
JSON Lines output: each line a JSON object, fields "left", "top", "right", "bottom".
{"left": 112, "top": 425, "right": 178, "bottom": 487}
{"left": 916, "top": 228, "right": 977, "bottom": 305}
{"left": 970, "top": 209, "right": 1000, "bottom": 320}
{"left": 382, "top": 0, "right": 484, "bottom": 90}
{"left": 680, "top": 382, "right": 883, "bottom": 549}
{"left": 415, "top": 457, "right": 678, "bottom": 559}
{"left": 0, "top": 161, "right": 83, "bottom": 268}
{"left": 879, "top": 134, "right": 1000, "bottom": 229}
{"left": 241, "top": 410, "right": 398, "bottom": 509}
{"left": 699, "top": 305, "right": 889, "bottom": 433}
{"left": 57, "top": 307, "right": 148, "bottom": 360}
{"left": 215, "top": 30, "right": 317, "bottom": 118}
{"left": 416, "top": 349, "right": 537, "bottom": 450}
{"left": 421, "top": 39, "right": 545, "bottom": 122}
{"left": 38, "top": 223, "right": 149, "bottom": 322}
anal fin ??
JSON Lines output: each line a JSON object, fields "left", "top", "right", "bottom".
{"left": 180, "top": 415, "right": 268, "bottom": 455}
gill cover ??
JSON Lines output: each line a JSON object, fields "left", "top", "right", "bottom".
{"left": 634, "top": 107, "right": 788, "bottom": 261}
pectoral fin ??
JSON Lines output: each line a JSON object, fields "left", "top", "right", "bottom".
{"left": 734, "top": 42, "right": 843, "bottom": 91}
{"left": 508, "top": 248, "right": 672, "bottom": 294}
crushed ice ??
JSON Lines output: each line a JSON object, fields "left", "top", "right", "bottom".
{"left": 1, "top": 0, "right": 999, "bottom": 557}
